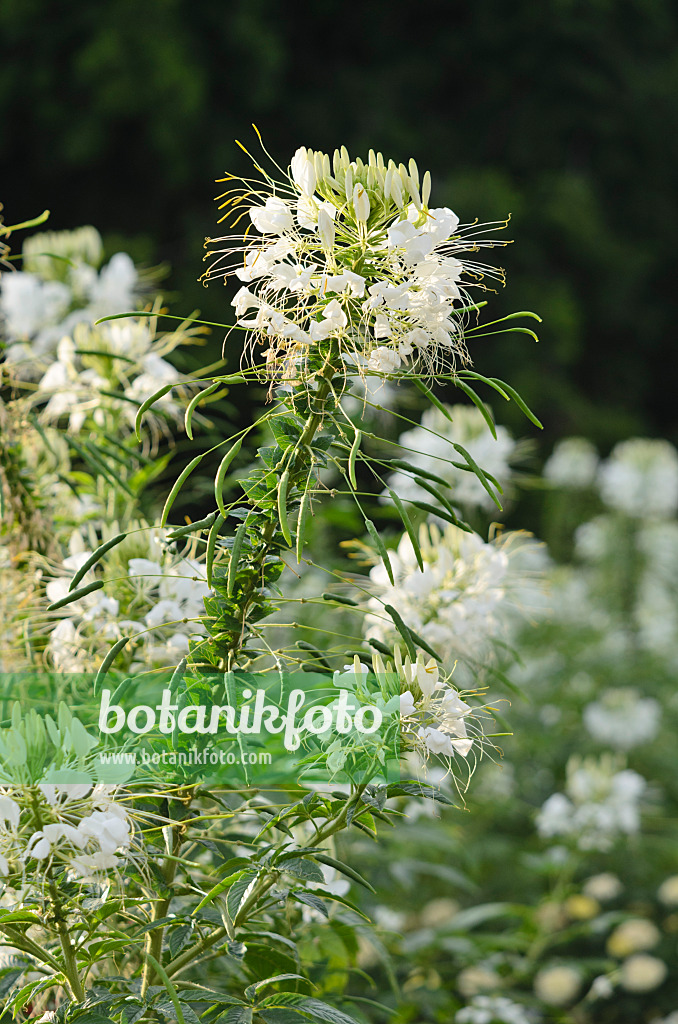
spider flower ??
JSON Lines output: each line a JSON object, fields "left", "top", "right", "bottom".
{"left": 205, "top": 145, "right": 507, "bottom": 381}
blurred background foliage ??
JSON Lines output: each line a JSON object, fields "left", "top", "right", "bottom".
{"left": 2, "top": 0, "right": 677, "bottom": 450}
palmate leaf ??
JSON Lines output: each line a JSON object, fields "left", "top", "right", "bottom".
{"left": 156, "top": 1002, "right": 202, "bottom": 1024}
{"left": 192, "top": 869, "right": 248, "bottom": 914}
{"left": 386, "top": 781, "right": 455, "bottom": 804}
{"left": 218, "top": 1009, "right": 252, "bottom": 1024}
{"left": 290, "top": 891, "right": 328, "bottom": 918}
{"left": 257, "top": 994, "right": 363, "bottom": 1024}
{"left": 244, "top": 974, "right": 310, "bottom": 1002}
{"left": 227, "top": 870, "right": 259, "bottom": 920}
{"left": 244, "top": 942, "right": 300, "bottom": 981}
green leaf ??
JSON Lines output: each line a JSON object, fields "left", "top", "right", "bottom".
{"left": 386, "top": 781, "right": 455, "bottom": 804}
{"left": 219, "top": 1009, "right": 252, "bottom": 1024}
{"left": 313, "top": 853, "right": 376, "bottom": 894}
{"left": 281, "top": 858, "right": 325, "bottom": 884}
{"left": 292, "top": 999, "right": 362, "bottom": 1024}
{"left": 245, "top": 974, "right": 309, "bottom": 1001}
{"left": 447, "top": 902, "right": 522, "bottom": 931}
{"left": 193, "top": 870, "right": 247, "bottom": 914}
{"left": 290, "top": 891, "right": 328, "bottom": 918}
{"left": 270, "top": 416, "right": 303, "bottom": 447}
{"left": 168, "top": 923, "right": 194, "bottom": 959}
{"left": 227, "top": 870, "right": 258, "bottom": 921}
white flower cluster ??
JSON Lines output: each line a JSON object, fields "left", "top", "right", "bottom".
{"left": 0, "top": 226, "right": 139, "bottom": 367}
{"left": 388, "top": 404, "right": 518, "bottom": 513}
{"left": 543, "top": 437, "right": 599, "bottom": 489}
{"left": 46, "top": 530, "right": 211, "bottom": 672}
{"left": 207, "top": 146, "right": 504, "bottom": 378}
{"left": 33, "top": 323, "right": 183, "bottom": 435}
{"left": 598, "top": 438, "right": 678, "bottom": 519}
{"left": 572, "top": 511, "right": 678, "bottom": 662}
{"left": 365, "top": 523, "right": 532, "bottom": 679}
{"left": 397, "top": 651, "right": 475, "bottom": 759}
{"left": 0, "top": 783, "right": 134, "bottom": 882}
{"left": 456, "top": 995, "right": 538, "bottom": 1024}
{"left": 536, "top": 755, "right": 646, "bottom": 851}
{"left": 583, "top": 688, "right": 661, "bottom": 750}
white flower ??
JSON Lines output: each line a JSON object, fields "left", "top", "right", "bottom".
{"left": 308, "top": 298, "right": 348, "bottom": 341}
{"left": 387, "top": 404, "right": 517, "bottom": 513}
{"left": 206, "top": 146, "right": 502, "bottom": 378}
{"left": 367, "top": 346, "right": 401, "bottom": 374}
{"left": 399, "top": 691, "right": 417, "bottom": 717}
{"left": 456, "top": 995, "right": 535, "bottom": 1024}
{"left": 0, "top": 796, "right": 20, "bottom": 831}
{"left": 88, "top": 253, "right": 138, "bottom": 317}
{"left": 588, "top": 975, "right": 614, "bottom": 999}
{"left": 249, "top": 197, "right": 294, "bottom": 235}
{"left": 583, "top": 688, "right": 661, "bottom": 750}
{"left": 583, "top": 873, "right": 622, "bottom": 901}
{"left": 78, "top": 810, "right": 131, "bottom": 856}
{"left": 536, "top": 756, "right": 647, "bottom": 851}
{"left": 544, "top": 437, "right": 599, "bottom": 488}
{"left": 0, "top": 272, "right": 71, "bottom": 340}
{"left": 598, "top": 438, "right": 678, "bottom": 519}
{"left": 457, "top": 967, "right": 501, "bottom": 998}
{"left": 620, "top": 954, "right": 667, "bottom": 992}
{"left": 533, "top": 965, "right": 581, "bottom": 1006}
{"left": 366, "top": 523, "right": 531, "bottom": 679}
{"left": 658, "top": 875, "right": 678, "bottom": 906}
{"left": 607, "top": 918, "right": 660, "bottom": 957}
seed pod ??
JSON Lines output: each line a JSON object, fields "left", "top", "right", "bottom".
{"left": 214, "top": 437, "right": 243, "bottom": 517}
{"left": 69, "top": 533, "right": 126, "bottom": 591}
{"left": 278, "top": 468, "right": 292, "bottom": 546}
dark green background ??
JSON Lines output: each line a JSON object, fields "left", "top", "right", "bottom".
{"left": 3, "top": 0, "right": 677, "bottom": 449}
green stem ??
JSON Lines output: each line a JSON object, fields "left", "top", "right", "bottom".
{"left": 166, "top": 784, "right": 361, "bottom": 979}
{"left": 140, "top": 793, "right": 192, "bottom": 997}
{"left": 47, "top": 878, "right": 85, "bottom": 1003}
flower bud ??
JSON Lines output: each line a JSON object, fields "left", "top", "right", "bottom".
{"left": 290, "top": 147, "right": 316, "bottom": 196}
{"left": 422, "top": 170, "right": 432, "bottom": 206}
{"left": 317, "top": 208, "right": 335, "bottom": 250}
{"left": 353, "top": 183, "right": 370, "bottom": 223}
